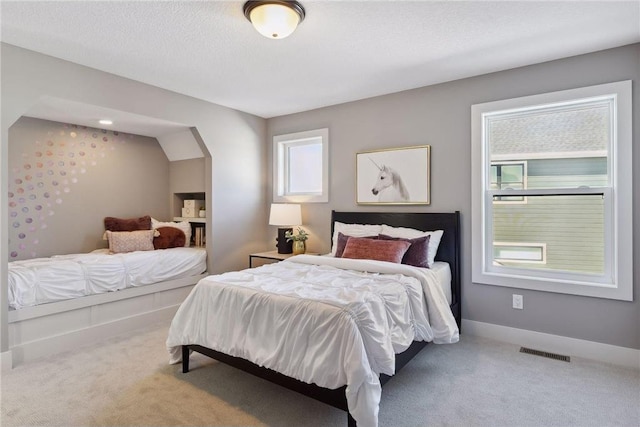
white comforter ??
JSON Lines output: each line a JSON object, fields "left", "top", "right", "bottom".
{"left": 9, "top": 247, "right": 207, "bottom": 309}
{"left": 166, "top": 254, "right": 459, "bottom": 427}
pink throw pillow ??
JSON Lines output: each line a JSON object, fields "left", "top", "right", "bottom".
{"left": 341, "top": 236, "right": 411, "bottom": 264}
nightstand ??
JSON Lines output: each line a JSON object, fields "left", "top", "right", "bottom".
{"left": 249, "top": 251, "right": 319, "bottom": 268}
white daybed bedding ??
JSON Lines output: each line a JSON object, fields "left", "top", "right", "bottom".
{"left": 9, "top": 247, "right": 207, "bottom": 310}
{"left": 167, "top": 254, "right": 458, "bottom": 427}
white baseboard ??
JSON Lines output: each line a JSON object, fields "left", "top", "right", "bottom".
{"left": 462, "top": 319, "right": 640, "bottom": 370}
{"left": 1, "top": 350, "right": 13, "bottom": 372}
{"left": 10, "top": 305, "right": 179, "bottom": 366}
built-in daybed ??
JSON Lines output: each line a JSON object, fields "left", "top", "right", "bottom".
{"left": 8, "top": 217, "right": 207, "bottom": 365}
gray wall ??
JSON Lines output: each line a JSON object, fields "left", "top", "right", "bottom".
{"left": 169, "top": 158, "right": 206, "bottom": 219}
{"left": 0, "top": 43, "right": 268, "bottom": 354}
{"left": 8, "top": 116, "right": 170, "bottom": 259}
{"left": 267, "top": 44, "right": 639, "bottom": 350}
{"left": 170, "top": 158, "right": 205, "bottom": 194}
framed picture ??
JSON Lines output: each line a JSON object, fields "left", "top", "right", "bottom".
{"left": 356, "top": 145, "right": 431, "bottom": 205}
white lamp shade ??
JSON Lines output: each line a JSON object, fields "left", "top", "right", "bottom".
{"left": 249, "top": 3, "right": 301, "bottom": 39}
{"left": 269, "top": 203, "right": 301, "bottom": 226}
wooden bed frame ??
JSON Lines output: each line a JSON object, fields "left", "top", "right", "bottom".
{"left": 182, "top": 211, "right": 461, "bottom": 426}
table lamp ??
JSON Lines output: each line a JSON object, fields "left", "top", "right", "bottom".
{"left": 269, "top": 203, "right": 301, "bottom": 254}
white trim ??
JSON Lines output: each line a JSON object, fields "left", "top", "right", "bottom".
{"left": 273, "top": 128, "right": 329, "bottom": 203}
{"left": 10, "top": 305, "right": 182, "bottom": 366}
{"left": 1, "top": 350, "right": 13, "bottom": 372}
{"left": 7, "top": 276, "right": 201, "bottom": 367}
{"left": 462, "top": 319, "right": 640, "bottom": 370}
{"left": 491, "top": 150, "right": 608, "bottom": 161}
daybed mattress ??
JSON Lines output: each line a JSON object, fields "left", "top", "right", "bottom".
{"left": 9, "top": 247, "right": 207, "bottom": 310}
{"left": 167, "top": 254, "right": 458, "bottom": 427}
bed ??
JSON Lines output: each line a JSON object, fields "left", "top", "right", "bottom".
{"left": 8, "top": 247, "right": 207, "bottom": 310}
{"left": 7, "top": 216, "right": 208, "bottom": 366}
{"left": 167, "top": 211, "right": 460, "bottom": 427}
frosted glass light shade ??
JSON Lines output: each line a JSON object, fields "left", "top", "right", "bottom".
{"left": 244, "top": 1, "right": 305, "bottom": 39}
{"left": 269, "top": 203, "right": 302, "bottom": 226}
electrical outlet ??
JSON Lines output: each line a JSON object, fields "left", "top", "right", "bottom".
{"left": 512, "top": 294, "right": 523, "bottom": 310}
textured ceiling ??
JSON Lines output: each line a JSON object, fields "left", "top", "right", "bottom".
{"left": 2, "top": 1, "right": 639, "bottom": 119}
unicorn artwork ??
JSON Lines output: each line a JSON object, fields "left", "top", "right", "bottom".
{"left": 369, "top": 158, "right": 410, "bottom": 202}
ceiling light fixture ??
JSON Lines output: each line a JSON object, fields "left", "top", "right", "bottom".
{"left": 243, "top": 1, "right": 305, "bottom": 40}
{"left": 99, "top": 119, "right": 113, "bottom": 125}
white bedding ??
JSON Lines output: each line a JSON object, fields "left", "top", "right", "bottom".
{"left": 8, "top": 247, "right": 207, "bottom": 309}
{"left": 430, "top": 261, "right": 452, "bottom": 304}
{"left": 166, "top": 254, "right": 458, "bottom": 427}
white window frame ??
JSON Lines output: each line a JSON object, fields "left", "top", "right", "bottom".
{"left": 471, "top": 81, "right": 632, "bottom": 301}
{"left": 273, "top": 128, "right": 329, "bottom": 203}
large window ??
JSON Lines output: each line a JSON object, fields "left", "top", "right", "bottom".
{"left": 273, "top": 128, "right": 328, "bottom": 203}
{"left": 471, "top": 81, "right": 632, "bottom": 300}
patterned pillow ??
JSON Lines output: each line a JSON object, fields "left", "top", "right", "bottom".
{"left": 341, "top": 236, "right": 411, "bottom": 264}
{"left": 104, "top": 215, "right": 151, "bottom": 232}
{"left": 378, "top": 234, "right": 431, "bottom": 268}
{"left": 153, "top": 227, "right": 187, "bottom": 250}
{"left": 106, "top": 230, "right": 155, "bottom": 254}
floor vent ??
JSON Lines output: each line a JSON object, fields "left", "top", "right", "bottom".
{"left": 520, "top": 347, "right": 570, "bottom": 362}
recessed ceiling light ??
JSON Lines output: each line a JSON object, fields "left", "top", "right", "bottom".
{"left": 99, "top": 119, "right": 113, "bottom": 125}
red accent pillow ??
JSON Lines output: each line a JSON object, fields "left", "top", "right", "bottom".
{"left": 341, "top": 236, "right": 411, "bottom": 264}
{"left": 335, "top": 232, "right": 378, "bottom": 257}
{"left": 153, "top": 226, "right": 187, "bottom": 249}
{"left": 104, "top": 215, "right": 151, "bottom": 232}
{"left": 378, "top": 234, "right": 431, "bottom": 268}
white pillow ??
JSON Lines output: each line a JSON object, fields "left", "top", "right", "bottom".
{"left": 380, "top": 224, "right": 444, "bottom": 268}
{"left": 331, "top": 222, "right": 382, "bottom": 256}
{"left": 151, "top": 218, "right": 192, "bottom": 247}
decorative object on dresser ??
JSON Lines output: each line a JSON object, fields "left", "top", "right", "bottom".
{"left": 268, "top": 203, "right": 302, "bottom": 254}
{"left": 356, "top": 145, "right": 431, "bottom": 205}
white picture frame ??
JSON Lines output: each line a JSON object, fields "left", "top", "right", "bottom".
{"left": 356, "top": 145, "right": 431, "bottom": 205}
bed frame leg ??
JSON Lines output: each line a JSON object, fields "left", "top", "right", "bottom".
{"left": 347, "top": 412, "right": 356, "bottom": 427}
{"left": 182, "top": 345, "right": 190, "bottom": 373}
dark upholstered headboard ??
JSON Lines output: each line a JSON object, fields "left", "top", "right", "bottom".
{"left": 331, "top": 211, "right": 461, "bottom": 327}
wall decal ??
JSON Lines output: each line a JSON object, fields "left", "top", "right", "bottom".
{"left": 8, "top": 121, "right": 128, "bottom": 259}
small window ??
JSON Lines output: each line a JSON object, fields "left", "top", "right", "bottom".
{"left": 490, "top": 161, "right": 527, "bottom": 203}
{"left": 273, "top": 128, "right": 328, "bottom": 203}
{"left": 493, "top": 242, "right": 546, "bottom": 264}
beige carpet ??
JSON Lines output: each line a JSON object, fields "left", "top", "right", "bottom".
{"left": 1, "top": 320, "right": 638, "bottom": 427}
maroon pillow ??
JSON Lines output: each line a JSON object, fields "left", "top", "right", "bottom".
{"left": 378, "top": 234, "right": 431, "bottom": 268}
{"left": 153, "top": 226, "right": 186, "bottom": 250}
{"left": 335, "top": 232, "right": 378, "bottom": 257}
{"left": 342, "top": 236, "right": 411, "bottom": 264}
{"left": 104, "top": 215, "right": 151, "bottom": 232}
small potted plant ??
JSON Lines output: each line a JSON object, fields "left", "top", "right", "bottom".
{"left": 285, "top": 227, "right": 308, "bottom": 255}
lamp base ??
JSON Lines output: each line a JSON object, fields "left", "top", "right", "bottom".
{"left": 276, "top": 227, "right": 293, "bottom": 254}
